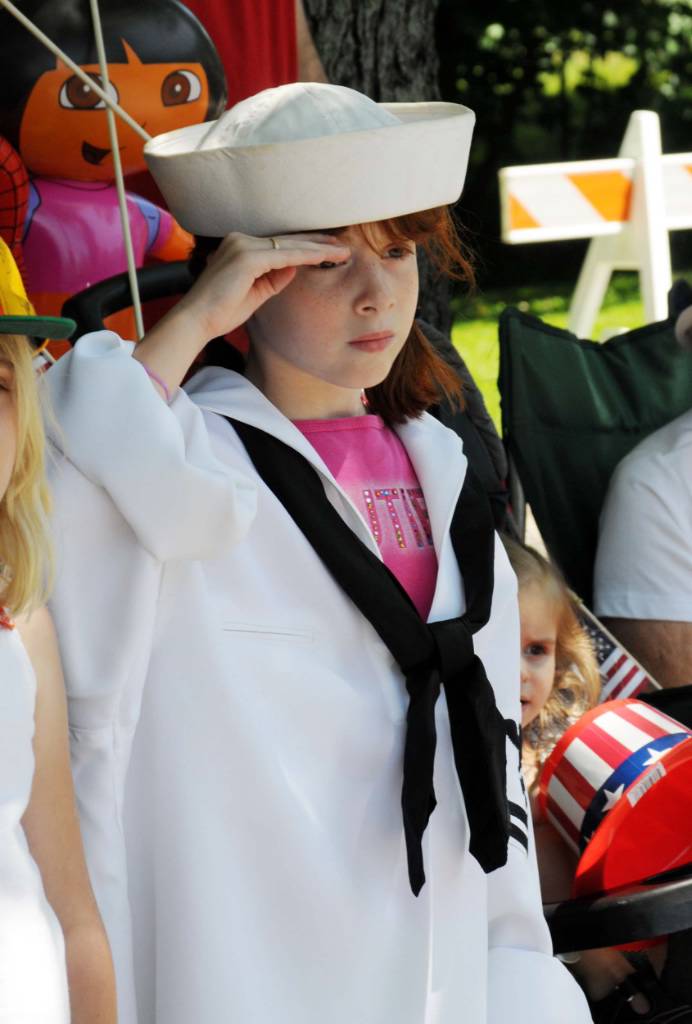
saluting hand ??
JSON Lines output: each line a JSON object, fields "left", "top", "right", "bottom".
{"left": 181, "top": 232, "right": 350, "bottom": 342}
{"left": 133, "top": 232, "right": 350, "bottom": 398}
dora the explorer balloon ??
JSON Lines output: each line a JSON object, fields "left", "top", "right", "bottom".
{"left": 0, "top": 0, "right": 227, "bottom": 347}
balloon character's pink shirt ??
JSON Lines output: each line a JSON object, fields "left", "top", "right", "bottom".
{"left": 294, "top": 415, "right": 438, "bottom": 619}
{"left": 23, "top": 178, "right": 176, "bottom": 294}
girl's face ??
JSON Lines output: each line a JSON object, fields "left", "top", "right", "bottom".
{"left": 518, "top": 581, "right": 559, "bottom": 727}
{"left": 246, "top": 223, "right": 419, "bottom": 418}
{"left": 0, "top": 355, "right": 17, "bottom": 504}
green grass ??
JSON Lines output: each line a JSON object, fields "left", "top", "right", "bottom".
{"left": 451, "top": 271, "right": 648, "bottom": 432}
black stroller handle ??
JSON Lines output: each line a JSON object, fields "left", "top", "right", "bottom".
{"left": 61, "top": 261, "right": 193, "bottom": 341}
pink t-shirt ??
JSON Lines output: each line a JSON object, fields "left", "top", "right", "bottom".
{"left": 294, "top": 415, "right": 438, "bottom": 619}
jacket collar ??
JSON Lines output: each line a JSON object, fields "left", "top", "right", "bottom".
{"left": 186, "top": 365, "right": 337, "bottom": 474}
{"left": 185, "top": 366, "right": 469, "bottom": 564}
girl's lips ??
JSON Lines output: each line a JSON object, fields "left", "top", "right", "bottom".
{"left": 348, "top": 332, "right": 394, "bottom": 352}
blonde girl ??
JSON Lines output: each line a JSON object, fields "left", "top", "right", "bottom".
{"left": 0, "top": 302, "right": 116, "bottom": 1023}
{"left": 0, "top": 339, "right": 51, "bottom": 613}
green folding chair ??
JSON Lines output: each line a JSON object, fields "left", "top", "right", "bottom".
{"left": 498, "top": 292, "right": 692, "bottom": 964}
{"left": 498, "top": 293, "right": 692, "bottom": 606}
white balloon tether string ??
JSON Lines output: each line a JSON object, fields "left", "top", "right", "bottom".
{"left": 88, "top": 0, "right": 143, "bottom": 339}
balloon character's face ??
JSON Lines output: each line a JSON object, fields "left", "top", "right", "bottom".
{"left": 19, "top": 40, "right": 209, "bottom": 180}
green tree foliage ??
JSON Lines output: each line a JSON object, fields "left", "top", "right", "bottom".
{"left": 437, "top": 0, "right": 692, "bottom": 286}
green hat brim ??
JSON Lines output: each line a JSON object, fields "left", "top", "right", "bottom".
{"left": 0, "top": 315, "right": 76, "bottom": 342}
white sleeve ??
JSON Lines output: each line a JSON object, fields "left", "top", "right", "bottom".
{"left": 44, "top": 331, "right": 255, "bottom": 1023}
{"left": 480, "top": 539, "right": 593, "bottom": 1024}
{"left": 44, "top": 331, "right": 257, "bottom": 563}
{"left": 48, "top": 450, "right": 161, "bottom": 1024}
{"left": 594, "top": 454, "right": 692, "bottom": 622}
{"left": 486, "top": 749, "right": 592, "bottom": 1024}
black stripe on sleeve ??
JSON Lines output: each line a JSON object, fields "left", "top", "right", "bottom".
{"left": 509, "top": 800, "right": 528, "bottom": 827}
{"left": 509, "top": 823, "right": 529, "bottom": 852}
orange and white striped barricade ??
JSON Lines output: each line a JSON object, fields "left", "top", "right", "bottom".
{"left": 499, "top": 110, "right": 692, "bottom": 337}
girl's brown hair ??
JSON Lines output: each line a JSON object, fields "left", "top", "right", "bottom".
{"left": 502, "top": 537, "right": 601, "bottom": 765}
{"left": 191, "top": 205, "right": 474, "bottom": 423}
{"left": 0, "top": 336, "right": 52, "bottom": 614}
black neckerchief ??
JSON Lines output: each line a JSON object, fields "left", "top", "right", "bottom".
{"left": 227, "top": 417, "right": 510, "bottom": 895}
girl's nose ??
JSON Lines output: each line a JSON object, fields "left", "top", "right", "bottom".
{"left": 354, "top": 262, "right": 395, "bottom": 315}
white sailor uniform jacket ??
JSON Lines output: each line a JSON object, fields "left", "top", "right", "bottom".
{"left": 46, "top": 333, "right": 591, "bottom": 1024}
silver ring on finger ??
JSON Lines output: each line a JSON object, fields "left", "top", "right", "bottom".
{"left": 269, "top": 236, "right": 280, "bottom": 251}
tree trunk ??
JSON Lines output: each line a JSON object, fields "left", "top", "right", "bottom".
{"left": 303, "top": 0, "right": 452, "bottom": 336}
{"left": 304, "top": 0, "right": 440, "bottom": 102}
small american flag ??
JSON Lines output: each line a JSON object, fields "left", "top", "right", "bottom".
{"left": 576, "top": 602, "right": 660, "bottom": 700}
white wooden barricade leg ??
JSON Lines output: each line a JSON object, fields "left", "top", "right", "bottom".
{"left": 568, "top": 111, "right": 672, "bottom": 337}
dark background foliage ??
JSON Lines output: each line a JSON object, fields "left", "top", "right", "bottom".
{"left": 306, "top": 0, "right": 692, "bottom": 304}
{"left": 437, "top": 0, "right": 692, "bottom": 288}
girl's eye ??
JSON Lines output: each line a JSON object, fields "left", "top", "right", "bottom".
{"left": 313, "top": 258, "right": 349, "bottom": 270}
{"left": 385, "top": 245, "right": 414, "bottom": 259}
{"left": 59, "top": 73, "right": 119, "bottom": 110}
{"left": 525, "top": 643, "right": 548, "bottom": 658}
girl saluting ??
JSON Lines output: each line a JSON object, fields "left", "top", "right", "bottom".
{"left": 45, "top": 84, "right": 590, "bottom": 1024}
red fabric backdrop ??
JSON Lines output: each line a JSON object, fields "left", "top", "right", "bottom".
{"left": 183, "top": 0, "right": 297, "bottom": 105}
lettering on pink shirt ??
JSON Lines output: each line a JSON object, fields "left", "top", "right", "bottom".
{"left": 364, "top": 487, "right": 433, "bottom": 551}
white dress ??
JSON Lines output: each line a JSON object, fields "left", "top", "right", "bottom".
{"left": 0, "top": 621, "right": 70, "bottom": 1023}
